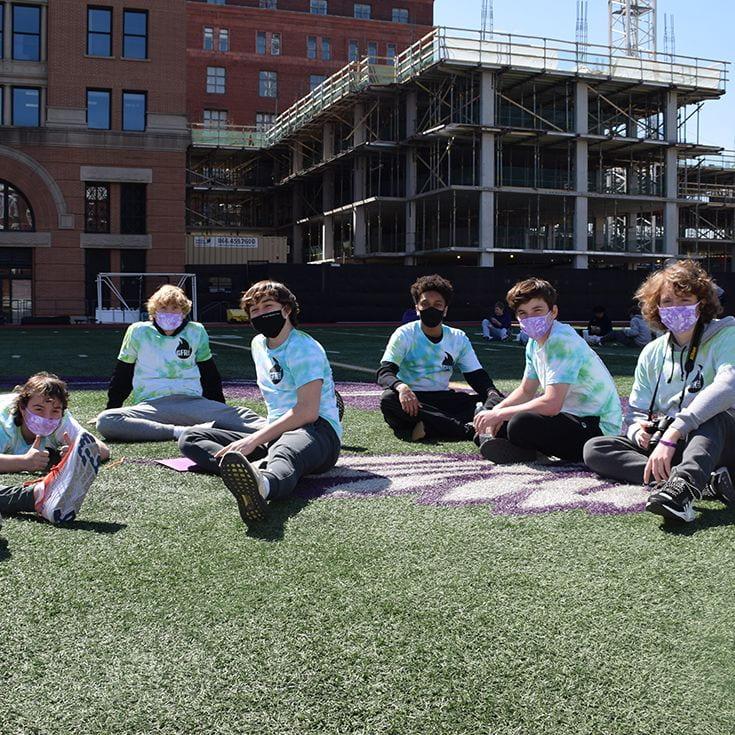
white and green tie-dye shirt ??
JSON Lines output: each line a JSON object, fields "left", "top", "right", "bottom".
{"left": 251, "top": 329, "right": 342, "bottom": 441}
{"left": 524, "top": 321, "right": 622, "bottom": 436}
{"left": 381, "top": 320, "right": 483, "bottom": 392}
{"left": 0, "top": 393, "right": 81, "bottom": 456}
{"left": 118, "top": 321, "right": 212, "bottom": 404}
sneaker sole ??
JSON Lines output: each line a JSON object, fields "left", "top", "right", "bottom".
{"left": 645, "top": 498, "right": 696, "bottom": 523}
{"left": 479, "top": 438, "right": 537, "bottom": 464}
{"left": 711, "top": 469, "right": 735, "bottom": 505}
{"left": 219, "top": 452, "right": 269, "bottom": 526}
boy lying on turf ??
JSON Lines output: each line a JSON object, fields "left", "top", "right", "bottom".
{"left": 96, "top": 284, "right": 265, "bottom": 442}
{"left": 378, "top": 274, "right": 503, "bottom": 442}
{"left": 179, "top": 281, "right": 342, "bottom": 526}
{"left": 474, "top": 278, "right": 622, "bottom": 464}
{"left": 584, "top": 260, "right": 735, "bottom": 523}
{"left": 0, "top": 373, "right": 108, "bottom": 525}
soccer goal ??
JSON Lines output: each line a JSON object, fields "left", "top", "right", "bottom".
{"left": 95, "top": 273, "right": 198, "bottom": 324}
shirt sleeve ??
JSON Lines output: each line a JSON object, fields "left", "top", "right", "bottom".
{"left": 0, "top": 425, "right": 13, "bottom": 454}
{"left": 456, "top": 334, "right": 482, "bottom": 373}
{"left": 523, "top": 342, "right": 539, "bottom": 381}
{"left": 194, "top": 325, "right": 213, "bottom": 362}
{"left": 381, "top": 328, "right": 408, "bottom": 366}
{"left": 628, "top": 344, "right": 656, "bottom": 415}
{"left": 544, "top": 336, "right": 584, "bottom": 385}
{"left": 288, "top": 339, "right": 329, "bottom": 390}
{"left": 117, "top": 324, "right": 140, "bottom": 363}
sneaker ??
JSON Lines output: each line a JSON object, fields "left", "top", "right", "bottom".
{"left": 703, "top": 467, "right": 735, "bottom": 505}
{"left": 646, "top": 474, "right": 700, "bottom": 523}
{"left": 335, "top": 390, "right": 345, "bottom": 422}
{"left": 219, "top": 451, "right": 269, "bottom": 526}
{"left": 479, "top": 437, "right": 537, "bottom": 464}
{"left": 34, "top": 431, "right": 101, "bottom": 524}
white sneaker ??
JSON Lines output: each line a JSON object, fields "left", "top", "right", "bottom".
{"left": 34, "top": 432, "right": 101, "bottom": 524}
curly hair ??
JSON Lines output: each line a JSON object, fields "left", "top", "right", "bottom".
{"left": 635, "top": 259, "right": 722, "bottom": 331}
{"left": 12, "top": 372, "right": 69, "bottom": 426}
{"left": 410, "top": 275, "right": 453, "bottom": 306}
{"left": 506, "top": 278, "right": 557, "bottom": 312}
{"left": 146, "top": 285, "right": 192, "bottom": 319}
{"left": 240, "top": 280, "right": 300, "bottom": 326}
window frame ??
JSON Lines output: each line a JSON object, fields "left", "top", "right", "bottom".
{"left": 86, "top": 88, "right": 112, "bottom": 130}
{"left": 258, "top": 70, "right": 277, "bottom": 98}
{"left": 206, "top": 66, "right": 226, "bottom": 94}
{"left": 203, "top": 109, "right": 228, "bottom": 128}
{"left": 0, "top": 180, "right": 36, "bottom": 232}
{"left": 122, "top": 9, "right": 148, "bottom": 60}
{"left": 11, "top": 86, "right": 40, "bottom": 127}
{"left": 12, "top": 4, "right": 42, "bottom": 62}
{"left": 391, "top": 7, "right": 409, "bottom": 23}
{"left": 87, "top": 6, "right": 113, "bottom": 57}
{"left": 218, "top": 28, "right": 229, "bottom": 52}
{"left": 310, "top": 0, "right": 327, "bottom": 14}
{"left": 321, "top": 37, "right": 331, "bottom": 61}
{"left": 306, "top": 35, "right": 316, "bottom": 60}
{"left": 271, "top": 32, "right": 281, "bottom": 55}
{"left": 348, "top": 39, "right": 359, "bottom": 62}
{"left": 84, "top": 182, "right": 111, "bottom": 234}
{"left": 256, "top": 30, "right": 266, "bottom": 55}
{"left": 353, "top": 3, "right": 371, "bottom": 19}
{"left": 120, "top": 183, "right": 147, "bottom": 235}
{"left": 122, "top": 90, "right": 147, "bottom": 132}
{"left": 203, "top": 26, "right": 214, "bottom": 51}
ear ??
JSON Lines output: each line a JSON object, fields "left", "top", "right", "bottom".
{"left": 551, "top": 305, "right": 559, "bottom": 320}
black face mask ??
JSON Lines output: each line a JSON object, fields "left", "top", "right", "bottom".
{"left": 251, "top": 309, "right": 287, "bottom": 339}
{"left": 419, "top": 307, "right": 444, "bottom": 328}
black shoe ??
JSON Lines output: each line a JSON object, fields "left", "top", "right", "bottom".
{"left": 479, "top": 437, "right": 537, "bottom": 464}
{"left": 219, "top": 452, "right": 269, "bottom": 526}
{"left": 703, "top": 467, "right": 735, "bottom": 505}
{"left": 646, "top": 475, "right": 700, "bottom": 523}
{"left": 335, "top": 390, "right": 345, "bottom": 422}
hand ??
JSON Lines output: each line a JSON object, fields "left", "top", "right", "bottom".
{"left": 24, "top": 435, "right": 50, "bottom": 472}
{"left": 397, "top": 384, "right": 420, "bottom": 418}
{"left": 644, "top": 442, "right": 677, "bottom": 484}
{"left": 474, "top": 409, "right": 506, "bottom": 437}
{"left": 214, "top": 435, "right": 264, "bottom": 460}
{"left": 98, "top": 441, "right": 111, "bottom": 462}
{"left": 634, "top": 421, "right": 653, "bottom": 450}
{"left": 59, "top": 431, "right": 72, "bottom": 458}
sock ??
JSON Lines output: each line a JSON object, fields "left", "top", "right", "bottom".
{"left": 259, "top": 473, "right": 271, "bottom": 500}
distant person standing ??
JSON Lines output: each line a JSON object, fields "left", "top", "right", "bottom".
{"left": 482, "top": 302, "right": 513, "bottom": 341}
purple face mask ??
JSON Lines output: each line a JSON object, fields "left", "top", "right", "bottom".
{"left": 658, "top": 303, "right": 699, "bottom": 334}
{"left": 155, "top": 312, "right": 184, "bottom": 332}
{"left": 22, "top": 409, "right": 61, "bottom": 437}
{"left": 519, "top": 311, "right": 555, "bottom": 341}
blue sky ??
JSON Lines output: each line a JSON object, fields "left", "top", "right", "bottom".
{"left": 433, "top": 0, "right": 734, "bottom": 149}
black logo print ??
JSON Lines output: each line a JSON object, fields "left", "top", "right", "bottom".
{"left": 688, "top": 366, "right": 704, "bottom": 394}
{"left": 441, "top": 352, "right": 455, "bottom": 369}
{"left": 269, "top": 358, "right": 284, "bottom": 384}
{"left": 175, "top": 338, "right": 193, "bottom": 360}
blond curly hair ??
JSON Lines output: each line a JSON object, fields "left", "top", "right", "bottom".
{"left": 146, "top": 285, "right": 192, "bottom": 319}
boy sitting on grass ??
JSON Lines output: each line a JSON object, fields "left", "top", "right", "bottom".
{"left": 474, "top": 278, "right": 622, "bottom": 464}
{"left": 179, "top": 281, "right": 341, "bottom": 527}
{"left": 378, "top": 274, "right": 503, "bottom": 442}
{"left": 0, "top": 373, "right": 108, "bottom": 525}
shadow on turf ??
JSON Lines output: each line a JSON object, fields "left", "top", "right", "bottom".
{"left": 243, "top": 497, "right": 310, "bottom": 542}
{"left": 0, "top": 535, "right": 10, "bottom": 563}
{"left": 659, "top": 504, "right": 734, "bottom": 536}
{"left": 12, "top": 513, "right": 127, "bottom": 535}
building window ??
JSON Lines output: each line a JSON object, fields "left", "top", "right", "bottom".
{"left": 87, "top": 7, "right": 112, "bottom": 57}
{"left": 123, "top": 9, "right": 148, "bottom": 59}
{"left": 208, "top": 276, "right": 232, "bottom": 294}
{"left": 206, "top": 66, "right": 226, "bottom": 93}
{"left": 120, "top": 183, "right": 146, "bottom": 235}
{"left": 387, "top": 43, "right": 397, "bottom": 60}
{"left": 310, "top": 0, "right": 327, "bottom": 14}
{"left": 259, "top": 0, "right": 277, "bottom": 8}
{"left": 256, "top": 30, "right": 266, "bottom": 54}
{"left": 87, "top": 89, "right": 111, "bottom": 130}
{"left": 392, "top": 7, "right": 409, "bottom": 23}
{"left": 310, "top": 75, "right": 326, "bottom": 91}
{"left": 85, "top": 183, "right": 110, "bottom": 234}
{"left": 12, "top": 5, "right": 41, "bottom": 61}
{"left": 203, "top": 109, "right": 227, "bottom": 128}
{"left": 307, "top": 36, "right": 316, "bottom": 60}
{"left": 348, "top": 39, "right": 359, "bottom": 62}
{"left": 368, "top": 41, "right": 377, "bottom": 63}
{"left": 0, "top": 181, "right": 35, "bottom": 231}
{"left": 219, "top": 29, "right": 229, "bottom": 52}
{"left": 256, "top": 112, "right": 275, "bottom": 131}
{"left": 271, "top": 32, "right": 280, "bottom": 55}
{"left": 203, "top": 27, "right": 214, "bottom": 51}
{"left": 321, "top": 38, "right": 331, "bottom": 60}
{"left": 259, "top": 71, "right": 277, "bottom": 97}
{"left": 354, "top": 4, "right": 371, "bottom": 19}
{"left": 207, "top": 0, "right": 226, "bottom": 4}
{"left": 122, "top": 91, "right": 146, "bottom": 131}
{"left": 11, "top": 87, "right": 40, "bottom": 127}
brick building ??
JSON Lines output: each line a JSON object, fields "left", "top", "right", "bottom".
{"left": 0, "top": 0, "right": 189, "bottom": 320}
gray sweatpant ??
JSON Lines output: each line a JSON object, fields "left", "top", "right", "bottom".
{"left": 583, "top": 411, "right": 735, "bottom": 491}
{"left": 97, "top": 395, "right": 267, "bottom": 442}
{"left": 178, "top": 417, "right": 341, "bottom": 500}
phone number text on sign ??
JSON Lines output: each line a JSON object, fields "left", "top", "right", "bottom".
{"left": 194, "top": 236, "right": 259, "bottom": 248}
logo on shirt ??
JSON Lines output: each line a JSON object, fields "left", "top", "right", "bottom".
{"left": 269, "top": 358, "right": 283, "bottom": 384}
{"left": 175, "top": 338, "right": 193, "bottom": 360}
{"left": 688, "top": 366, "right": 704, "bottom": 394}
{"left": 441, "top": 352, "right": 454, "bottom": 370}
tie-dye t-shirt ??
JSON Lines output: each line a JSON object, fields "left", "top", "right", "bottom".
{"left": 523, "top": 321, "right": 622, "bottom": 436}
{"left": 381, "top": 320, "right": 483, "bottom": 392}
{"left": 251, "top": 329, "right": 342, "bottom": 441}
{"left": 0, "top": 393, "right": 81, "bottom": 455}
{"left": 118, "top": 321, "right": 213, "bottom": 404}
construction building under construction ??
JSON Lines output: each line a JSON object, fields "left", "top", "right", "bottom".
{"left": 186, "top": 25, "right": 733, "bottom": 273}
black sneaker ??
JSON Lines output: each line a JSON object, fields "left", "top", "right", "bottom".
{"left": 646, "top": 475, "right": 700, "bottom": 523}
{"left": 335, "top": 390, "right": 345, "bottom": 422}
{"left": 703, "top": 467, "right": 735, "bottom": 505}
{"left": 219, "top": 452, "right": 269, "bottom": 527}
{"left": 479, "top": 437, "right": 537, "bottom": 464}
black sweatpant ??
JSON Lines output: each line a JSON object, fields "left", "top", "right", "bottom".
{"left": 0, "top": 482, "right": 35, "bottom": 515}
{"left": 584, "top": 411, "right": 735, "bottom": 490}
{"left": 380, "top": 389, "right": 503, "bottom": 440}
{"left": 497, "top": 412, "right": 603, "bottom": 462}
{"left": 179, "top": 417, "right": 341, "bottom": 501}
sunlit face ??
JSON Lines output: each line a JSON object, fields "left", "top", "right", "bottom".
{"left": 659, "top": 283, "right": 699, "bottom": 310}
{"left": 515, "top": 297, "right": 558, "bottom": 321}
{"left": 24, "top": 393, "right": 63, "bottom": 421}
{"left": 416, "top": 290, "right": 447, "bottom": 315}
{"left": 249, "top": 297, "right": 289, "bottom": 320}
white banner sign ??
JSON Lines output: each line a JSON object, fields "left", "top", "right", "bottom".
{"left": 194, "top": 236, "right": 259, "bottom": 249}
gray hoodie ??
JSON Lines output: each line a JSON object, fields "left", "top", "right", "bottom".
{"left": 628, "top": 317, "right": 735, "bottom": 436}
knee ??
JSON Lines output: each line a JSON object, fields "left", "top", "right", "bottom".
{"left": 505, "top": 411, "right": 540, "bottom": 444}
{"left": 177, "top": 428, "right": 203, "bottom": 455}
{"left": 582, "top": 435, "right": 612, "bottom": 471}
{"left": 95, "top": 409, "right": 122, "bottom": 439}
{"left": 380, "top": 389, "right": 399, "bottom": 409}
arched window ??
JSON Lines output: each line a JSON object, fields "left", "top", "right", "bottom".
{"left": 0, "top": 181, "right": 35, "bottom": 232}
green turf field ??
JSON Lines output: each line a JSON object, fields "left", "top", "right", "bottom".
{"left": 1, "top": 327, "right": 733, "bottom": 735}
